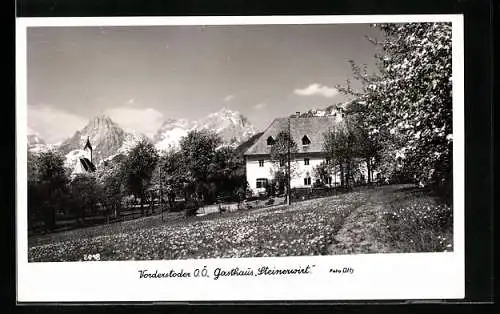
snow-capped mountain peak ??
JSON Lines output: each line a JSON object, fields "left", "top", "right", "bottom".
{"left": 59, "top": 114, "right": 146, "bottom": 165}
{"left": 153, "top": 108, "right": 257, "bottom": 152}
{"left": 26, "top": 129, "right": 61, "bottom": 154}
{"left": 202, "top": 107, "right": 250, "bottom": 127}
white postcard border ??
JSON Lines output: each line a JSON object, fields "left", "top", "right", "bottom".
{"left": 16, "top": 14, "right": 465, "bottom": 302}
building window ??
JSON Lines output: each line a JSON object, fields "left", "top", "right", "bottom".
{"left": 266, "top": 136, "right": 275, "bottom": 146}
{"left": 304, "top": 158, "right": 310, "bottom": 165}
{"left": 325, "top": 158, "right": 331, "bottom": 165}
{"left": 302, "top": 135, "right": 311, "bottom": 146}
{"left": 304, "top": 177, "right": 311, "bottom": 186}
{"left": 256, "top": 178, "right": 268, "bottom": 189}
{"left": 279, "top": 159, "right": 285, "bottom": 167}
{"left": 327, "top": 177, "right": 333, "bottom": 185}
{"left": 258, "top": 160, "right": 264, "bottom": 167}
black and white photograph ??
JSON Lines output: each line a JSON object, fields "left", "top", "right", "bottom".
{"left": 16, "top": 15, "right": 465, "bottom": 301}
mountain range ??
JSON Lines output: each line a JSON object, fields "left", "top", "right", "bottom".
{"left": 153, "top": 108, "right": 257, "bottom": 151}
{"left": 28, "top": 108, "right": 258, "bottom": 170}
{"left": 27, "top": 103, "right": 351, "bottom": 172}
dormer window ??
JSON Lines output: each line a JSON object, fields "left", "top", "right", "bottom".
{"left": 302, "top": 135, "right": 311, "bottom": 146}
{"left": 267, "top": 136, "right": 275, "bottom": 146}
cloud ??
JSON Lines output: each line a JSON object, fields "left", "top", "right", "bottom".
{"left": 104, "top": 107, "right": 164, "bottom": 138}
{"left": 28, "top": 104, "right": 87, "bottom": 144}
{"left": 223, "top": 94, "right": 234, "bottom": 102}
{"left": 27, "top": 126, "right": 37, "bottom": 135}
{"left": 294, "top": 83, "right": 339, "bottom": 98}
{"left": 254, "top": 103, "right": 268, "bottom": 110}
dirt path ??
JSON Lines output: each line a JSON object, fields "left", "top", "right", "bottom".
{"left": 327, "top": 187, "right": 394, "bottom": 254}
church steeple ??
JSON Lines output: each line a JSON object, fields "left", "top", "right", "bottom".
{"left": 83, "top": 137, "right": 93, "bottom": 163}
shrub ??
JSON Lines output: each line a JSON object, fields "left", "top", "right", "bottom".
{"left": 265, "top": 198, "right": 275, "bottom": 206}
{"left": 168, "top": 201, "right": 186, "bottom": 212}
{"left": 184, "top": 200, "right": 200, "bottom": 217}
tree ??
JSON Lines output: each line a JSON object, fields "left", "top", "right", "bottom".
{"left": 323, "top": 119, "right": 359, "bottom": 189}
{"left": 180, "top": 130, "right": 222, "bottom": 204}
{"left": 209, "top": 146, "right": 246, "bottom": 201}
{"left": 154, "top": 149, "right": 188, "bottom": 212}
{"left": 28, "top": 151, "right": 69, "bottom": 232}
{"left": 355, "top": 128, "right": 382, "bottom": 184}
{"left": 28, "top": 152, "right": 43, "bottom": 230}
{"left": 338, "top": 23, "right": 452, "bottom": 190}
{"left": 269, "top": 130, "right": 298, "bottom": 202}
{"left": 343, "top": 102, "right": 384, "bottom": 184}
{"left": 96, "top": 154, "right": 126, "bottom": 223}
{"left": 68, "top": 174, "right": 102, "bottom": 224}
{"left": 123, "top": 139, "right": 159, "bottom": 216}
{"left": 313, "top": 161, "right": 330, "bottom": 187}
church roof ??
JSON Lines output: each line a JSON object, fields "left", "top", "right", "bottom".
{"left": 244, "top": 116, "right": 344, "bottom": 156}
{"left": 79, "top": 158, "right": 96, "bottom": 172}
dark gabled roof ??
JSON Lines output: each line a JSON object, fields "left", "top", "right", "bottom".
{"left": 84, "top": 137, "right": 93, "bottom": 151}
{"left": 244, "top": 116, "right": 344, "bottom": 156}
{"left": 80, "top": 158, "right": 96, "bottom": 172}
{"left": 235, "top": 131, "right": 264, "bottom": 155}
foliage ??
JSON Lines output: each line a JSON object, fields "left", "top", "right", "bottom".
{"left": 265, "top": 198, "right": 275, "bottom": 206}
{"left": 322, "top": 120, "right": 361, "bottom": 188}
{"left": 211, "top": 146, "right": 247, "bottom": 200}
{"left": 269, "top": 170, "right": 287, "bottom": 195}
{"left": 27, "top": 150, "right": 69, "bottom": 231}
{"left": 184, "top": 199, "right": 201, "bottom": 217}
{"left": 68, "top": 174, "right": 103, "bottom": 222}
{"left": 269, "top": 130, "right": 298, "bottom": 168}
{"left": 179, "top": 130, "right": 222, "bottom": 203}
{"left": 33, "top": 150, "right": 69, "bottom": 188}
{"left": 313, "top": 161, "right": 330, "bottom": 186}
{"left": 338, "top": 22, "right": 452, "bottom": 189}
{"left": 156, "top": 149, "right": 188, "bottom": 205}
{"left": 96, "top": 154, "right": 126, "bottom": 220}
{"left": 177, "top": 130, "right": 246, "bottom": 204}
{"left": 180, "top": 130, "right": 222, "bottom": 180}
{"left": 122, "top": 139, "right": 159, "bottom": 215}
{"left": 269, "top": 130, "right": 299, "bottom": 196}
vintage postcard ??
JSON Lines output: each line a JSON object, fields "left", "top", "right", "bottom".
{"left": 16, "top": 15, "right": 464, "bottom": 302}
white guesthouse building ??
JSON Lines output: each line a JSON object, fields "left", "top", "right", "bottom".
{"left": 244, "top": 115, "right": 372, "bottom": 195}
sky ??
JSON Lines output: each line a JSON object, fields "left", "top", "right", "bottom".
{"left": 27, "top": 24, "right": 383, "bottom": 143}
